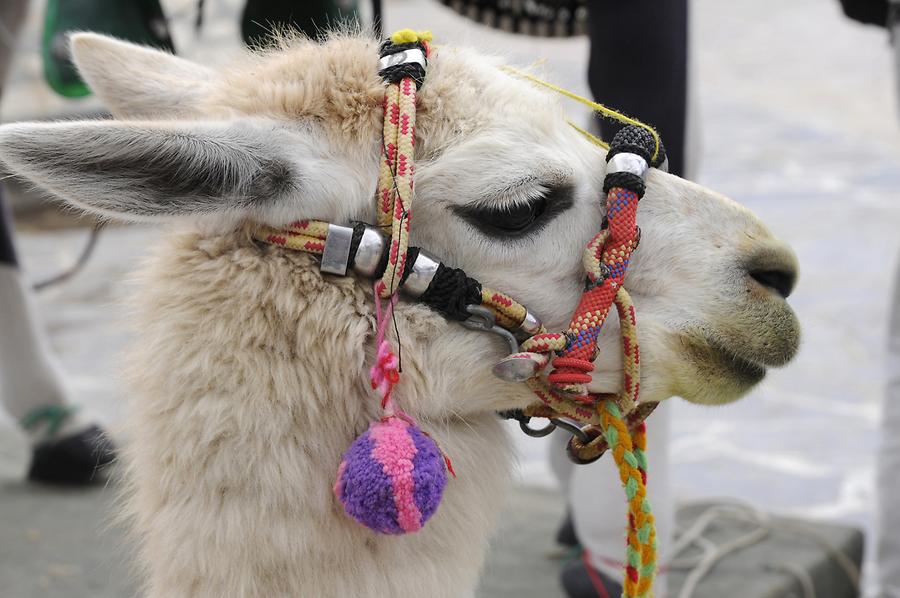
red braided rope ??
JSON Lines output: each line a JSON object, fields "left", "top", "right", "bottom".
{"left": 547, "top": 187, "right": 640, "bottom": 396}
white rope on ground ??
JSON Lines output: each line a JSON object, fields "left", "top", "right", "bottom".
{"left": 669, "top": 500, "right": 861, "bottom": 598}
{"left": 766, "top": 562, "right": 817, "bottom": 598}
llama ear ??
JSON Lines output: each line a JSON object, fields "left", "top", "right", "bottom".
{"left": 0, "top": 119, "right": 300, "bottom": 222}
{"left": 70, "top": 33, "right": 214, "bottom": 118}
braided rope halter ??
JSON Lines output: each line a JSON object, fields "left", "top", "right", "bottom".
{"left": 253, "top": 30, "right": 666, "bottom": 598}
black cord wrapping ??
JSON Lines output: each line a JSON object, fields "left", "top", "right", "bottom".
{"left": 603, "top": 172, "right": 645, "bottom": 196}
{"left": 418, "top": 263, "right": 483, "bottom": 321}
{"left": 605, "top": 124, "right": 668, "bottom": 170}
{"left": 399, "top": 247, "right": 420, "bottom": 284}
{"left": 378, "top": 40, "right": 428, "bottom": 89}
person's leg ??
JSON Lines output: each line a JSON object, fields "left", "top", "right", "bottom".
{"left": 564, "top": 401, "right": 674, "bottom": 596}
{"left": 587, "top": 0, "right": 689, "bottom": 178}
{"left": 0, "top": 0, "right": 114, "bottom": 484}
{"left": 877, "top": 15, "right": 900, "bottom": 597}
{"left": 877, "top": 259, "right": 900, "bottom": 598}
{"left": 0, "top": 198, "right": 78, "bottom": 432}
{"left": 0, "top": 189, "right": 115, "bottom": 483}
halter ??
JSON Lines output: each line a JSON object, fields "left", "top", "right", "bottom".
{"left": 252, "top": 30, "right": 666, "bottom": 598}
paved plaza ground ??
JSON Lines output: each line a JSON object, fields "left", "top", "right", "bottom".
{"left": 1, "top": 0, "right": 899, "bottom": 596}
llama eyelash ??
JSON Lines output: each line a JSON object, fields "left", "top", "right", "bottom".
{"left": 452, "top": 182, "right": 575, "bottom": 239}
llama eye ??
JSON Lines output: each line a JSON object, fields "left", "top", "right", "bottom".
{"left": 480, "top": 197, "right": 547, "bottom": 232}
{"left": 454, "top": 183, "right": 574, "bottom": 238}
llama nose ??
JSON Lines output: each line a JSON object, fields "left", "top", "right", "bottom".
{"left": 744, "top": 241, "right": 798, "bottom": 299}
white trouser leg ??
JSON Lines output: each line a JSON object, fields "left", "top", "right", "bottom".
{"left": 563, "top": 400, "right": 674, "bottom": 595}
{"left": 0, "top": 265, "right": 85, "bottom": 439}
{"left": 878, "top": 257, "right": 900, "bottom": 598}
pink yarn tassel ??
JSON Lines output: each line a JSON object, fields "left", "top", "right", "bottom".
{"left": 371, "top": 282, "right": 401, "bottom": 413}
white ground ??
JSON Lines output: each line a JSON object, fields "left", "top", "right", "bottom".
{"left": 2, "top": 0, "right": 899, "bottom": 595}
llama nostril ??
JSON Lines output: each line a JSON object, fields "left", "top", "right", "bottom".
{"left": 744, "top": 241, "right": 798, "bottom": 299}
{"left": 749, "top": 268, "right": 796, "bottom": 299}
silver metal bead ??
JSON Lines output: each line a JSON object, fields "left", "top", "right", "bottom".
{"left": 351, "top": 226, "right": 386, "bottom": 278}
{"left": 378, "top": 48, "right": 426, "bottom": 72}
{"left": 402, "top": 249, "right": 441, "bottom": 298}
{"left": 513, "top": 310, "right": 543, "bottom": 340}
{"left": 320, "top": 224, "right": 354, "bottom": 275}
{"left": 607, "top": 152, "right": 649, "bottom": 180}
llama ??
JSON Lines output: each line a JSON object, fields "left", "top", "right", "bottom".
{"left": 0, "top": 32, "right": 800, "bottom": 598}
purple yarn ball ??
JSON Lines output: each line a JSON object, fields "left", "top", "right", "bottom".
{"left": 334, "top": 416, "right": 447, "bottom": 534}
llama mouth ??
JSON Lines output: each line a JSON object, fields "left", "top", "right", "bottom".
{"left": 681, "top": 333, "right": 768, "bottom": 387}
{"left": 705, "top": 340, "right": 768, "bottom": 384}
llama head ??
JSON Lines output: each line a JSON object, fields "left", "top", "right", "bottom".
{"left": 0, "top": 33, "right": 799, "bottom": 415}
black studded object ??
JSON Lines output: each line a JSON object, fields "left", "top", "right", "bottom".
{"left": 438, "top": 0, "right": 588, "bottom": 37}
{"left": 605, "top": 124, "right": 666, "bottom": 168}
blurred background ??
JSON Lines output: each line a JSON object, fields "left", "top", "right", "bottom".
{"left": 0, "top": 0, "right": 898, "bottom": 597}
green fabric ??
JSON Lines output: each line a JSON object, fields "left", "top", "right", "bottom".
{"left": 241, "top": 0, "right": 360, "bottom": 47}
{"left": 20, "top": 404, "right": 77, "bottom": 440}
{"left": 42, "top": 0, "right": 175, "bottom": 98}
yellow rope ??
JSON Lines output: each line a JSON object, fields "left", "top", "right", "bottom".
{"left": 567, "top": 119, "right": 610, "bottom": 150}
{"left": 501, "top": 66, "right": 661, "bottom": 162}
{"left": 390, "top": 29, "right": 433, "bottom": 44}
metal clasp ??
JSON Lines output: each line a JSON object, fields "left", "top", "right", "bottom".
{"left": 461, "top": 305, "right": 519, "bottom": 354}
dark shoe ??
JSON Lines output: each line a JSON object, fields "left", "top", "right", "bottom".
{"left": 561, "top": 553, "right": 622, "bottom": 598}
{"left": 556, "top": 511, "right": 580, "bottom": 548}
{"left": 28, "top": 425, "right": 116, "bottom": 485}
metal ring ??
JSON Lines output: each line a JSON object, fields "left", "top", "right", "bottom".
{"left": 519, "top": 417, "right": 557, "bottom": 438}
{"left": 607, "top": 151, "right": 649, "bottom": 180}
{"left": 550, "top": 418, "right": 591, "bottom": 444}
{"left": 351, "top": 226, "right": 387, "bottom": 278}
{"left": 463, "top": 305, "right": 520, "bottom": 354}
{"left": 566, "top": 435, "right": 605, "bottom": 465}
{"left": 513, "top": 309, "right": 544, "bottom": 340}
{"left": 402, "top": 249, "right": 441, "bottom": 297}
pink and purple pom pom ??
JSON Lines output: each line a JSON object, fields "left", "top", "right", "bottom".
{"left": 334, "top": 415, "right": 448, "bottom": 534}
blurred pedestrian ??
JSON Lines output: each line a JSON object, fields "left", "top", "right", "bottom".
{"left": 836, "top": 1, "right": 900, "bottom": 596}
{"left": 0, "top": 0, "right": 115, "bottom": 485}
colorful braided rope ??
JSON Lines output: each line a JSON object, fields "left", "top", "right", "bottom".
{"left": 255, "top": 220, "right": 329, "bottom": 255}
{"left": 375, "top": 31, "right": 431, "bottom": 299}
{"left": 481, "top": 287, "right": 528, "bottom": 330}
{"left": 508, "top": 181, "right": 654, "bottom": 596}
